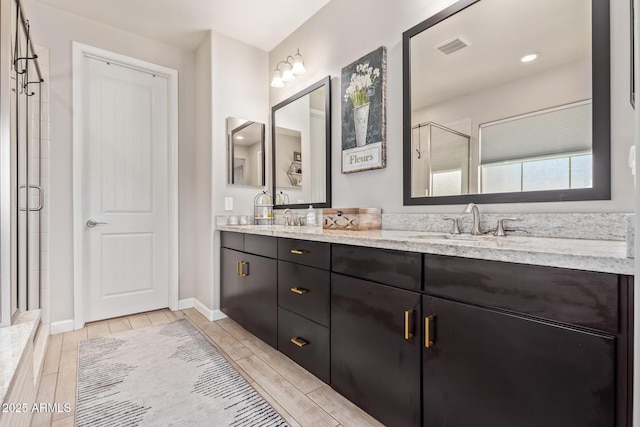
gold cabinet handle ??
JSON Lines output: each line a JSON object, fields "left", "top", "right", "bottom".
{"left": 290, "top": 249, "right": 310, "bottom": 255}
{"left": 236, "top": 261, "right": 242, "bottom": 276}
{"left": 238, "top": 261, "right": 249, "bottom": 277}
{"left": 404, "top": 310, "right": 414, "bottom": 340}
{"left": 425, "top": 316, "right": 434, "bottom": 348}
{"left": 290, "top": 287, "right": 309, "bottom": 295}
{"left": 290, "top": 337, "right": 308, "bottom": 347}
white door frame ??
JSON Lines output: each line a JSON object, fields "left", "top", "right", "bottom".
{"left": 72, "top": 42, "right": 179, "bottom": 330}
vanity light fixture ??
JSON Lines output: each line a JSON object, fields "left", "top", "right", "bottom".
{"left": 282, "top": 61, "right": 295, "bottom": 82}
{"left": 520, "top": 52, "right": 539, "bottom": 63}
{"left": 271, "top": 49, "right": 306, "bottom": 88}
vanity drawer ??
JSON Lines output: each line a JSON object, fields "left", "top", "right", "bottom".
{"left": 244, "top": 234, "right": 277, "bottom": 258}
{"left": 221, "top": 231, "right": 243, "bottom": 251}
{"left": 278, "top": 307, "right": 330, "bottom": 383}
{"left": 278, "top": 238, "right": 330, "bottom": 270}
{"left": 424, "top": 254, "right": 619, "bottom": 333}
{"left": 332, "top": 244, "right": 422, "bottom": 291}
{"left": 278, "top": 261, "right": 330, "bottom": 327}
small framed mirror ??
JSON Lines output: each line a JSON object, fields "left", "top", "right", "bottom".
{"left": 272, "top": 76, "right": 331, "bottom": 209}
{"left": 403, "top": 0, "right": 611, "bottom": 205}
{"left": 226, "top": 117, "right": 265, "bottom": 187}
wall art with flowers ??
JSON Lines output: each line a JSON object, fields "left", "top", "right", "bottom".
{"left": 341, "top": 46, "right": 387, "bottom": 173}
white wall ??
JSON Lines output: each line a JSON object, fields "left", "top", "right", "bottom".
{"left": 207, "top": 32, "right": 269, "bottom": 311}
{"left": 22, "top": 0, "right": 197, "bottom": 324}
{"left": 194, "top": 34, "right": 213, "bottom": 311}
{"left": 269, "top": 0, "right": 635, "bottom": 214}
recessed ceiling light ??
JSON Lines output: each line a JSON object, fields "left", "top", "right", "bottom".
{"left": 520, "top": 53, "right": 539, "bottom": 63}
{"left": 235, "top": 135, "right": 244, "bottom": 140}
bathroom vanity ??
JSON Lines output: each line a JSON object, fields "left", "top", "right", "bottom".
{"left": 219, "top": 226, "right": 633, "bottom": 427}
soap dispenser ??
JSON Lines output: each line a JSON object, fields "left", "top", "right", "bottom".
{"left": 306, "top": 205, "right": 316, "bottom": 227}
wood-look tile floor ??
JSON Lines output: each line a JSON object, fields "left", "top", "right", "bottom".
{"left": 31, "top": 309, "right": 383, "bottom": 427}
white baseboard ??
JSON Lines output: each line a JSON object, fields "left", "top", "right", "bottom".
{"left": 178, "top": 298, "right": 195, "bottom": 310}
{"left": 50, "top": 319, "right": 74, "bottom": 335}
{"left": 54, "top": 301, "right": 225, "bottom": 334}
{"left": 178, "top": 298, "right": 226, "bottom": 322}
{"left": 193, "top": 299, "right": 227, "bottom": 321}
{"left": 209, "top": 309, "right": 227, "bottom": 321}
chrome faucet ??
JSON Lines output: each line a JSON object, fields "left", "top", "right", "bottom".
{"left": 463, "top": 203, "right": 482, "bottom": 235}
{"left": 283, "top": 208, "right": 293, "bottom": 225}
{"left": 283, "top": 208, "right": 299, "bottom": 226}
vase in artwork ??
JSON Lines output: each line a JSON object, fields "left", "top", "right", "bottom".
{"left": 353, "top": 102, "right": 370, "bottom": 147}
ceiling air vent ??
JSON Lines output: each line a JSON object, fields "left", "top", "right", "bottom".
{"left": 434, "top": 36, "right": 470, "bottom": 55}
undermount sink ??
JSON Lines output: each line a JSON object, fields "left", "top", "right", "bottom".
{"left": 412, "top": 234, "right": 504, "bottom": 247}
{"left": 411, "top": 233, "right": 496, "bottom": 242}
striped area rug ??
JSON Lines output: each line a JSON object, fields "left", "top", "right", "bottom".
{"left": 75, "top": 319, "right": 288, "bottom": 427}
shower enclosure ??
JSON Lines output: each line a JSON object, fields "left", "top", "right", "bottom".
{"left": 411, "top": 121, "right": 471, "bottom": 197}
{"left": 9, "top": 0, "right": 44, "bottom": 320}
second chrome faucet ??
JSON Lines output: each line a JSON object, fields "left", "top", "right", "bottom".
{"left": 463, "top": 203, "right": 482, "bottom": 235}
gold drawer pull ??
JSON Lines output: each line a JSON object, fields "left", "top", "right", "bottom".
{"left": 238, "top": 261, "right": 249, "bottom": 277}
{"left": 425, "top": 316, "right": 434, "bottom": 348}
{"left": 290, "top": 287, "right": 309, "bottom": 295}
{"left": 290, "top": 337, "right": 308, "bottom": 347}
{"left": 404, "top": 309, "right": 414, "bottom": 340}
{"left": 290, "top": 249, "right": 310, "bottom": 255}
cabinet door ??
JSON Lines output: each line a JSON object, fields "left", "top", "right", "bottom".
{"left": 331, "top": 273, "right": 421, "bottom": 427}
{"left": 220, "top": 248, "right": 243, "bottom": 322}
{"left": 423, "top": 295, "right": 616, "bottom": 427}
{"left": 220, "top": 248, "right": 277, "bottom": 348}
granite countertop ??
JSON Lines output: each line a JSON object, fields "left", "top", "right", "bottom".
{"left": 217, "top": 225, "right": 634, "bottom": 275}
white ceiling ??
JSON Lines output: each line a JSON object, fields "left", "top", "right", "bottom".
{"left": 34, "top": 0, "right": 331, "bottom": 52}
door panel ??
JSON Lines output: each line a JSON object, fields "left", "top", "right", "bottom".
{"left": 83, "top": 57, "right": 169, "bottom": 321}
{"left": 241, "top": 253, "right": 277, "bottom": 348}
{"left": 101, "top": 233, "right": 154, "bottom": 295}
{"left": 220, "top": 248, "right": 278, "bottom": 348}
{"left": 423, "top": 295, "right": 616, "bottom": 427}
{"left": 331, "top": 273, "right": 421, "bottom": 427}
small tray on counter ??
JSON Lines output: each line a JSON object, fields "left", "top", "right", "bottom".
{"left": 322, "top": 208, "right": 381, "bottom": 231}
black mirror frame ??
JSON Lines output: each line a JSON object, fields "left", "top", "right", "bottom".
{"left": 272, "top": 75, "right": 332, "bottom": 210}
{"left": 229, "top": 120, "right": 265, "bottom": 186}
{"left": 402, "top": 0, "right": 611, "bottom": 205}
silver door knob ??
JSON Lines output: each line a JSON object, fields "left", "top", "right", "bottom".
{"left": 87, "top": 219, "right": 108, "bottom": 228}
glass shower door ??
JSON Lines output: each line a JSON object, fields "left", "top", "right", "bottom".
{"left": 12, "top": 0, "right": 43, "bottom": 316}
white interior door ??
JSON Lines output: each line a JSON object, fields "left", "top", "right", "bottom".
{"left": 82, "top": 56, "right": 170, "bottom": 322}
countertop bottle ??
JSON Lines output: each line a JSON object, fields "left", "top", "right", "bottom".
{"left": 306, "top": 205, "right": 316, "bottom": 227}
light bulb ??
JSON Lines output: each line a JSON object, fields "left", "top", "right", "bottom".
{"left": 271, "top": 69, "right": 284, "bottom": 88}
{"left": 282, "top": 62, "right": 295, "bottom": 82}
{"left": 292, "top": 49, "right": 306, "bottom": 75}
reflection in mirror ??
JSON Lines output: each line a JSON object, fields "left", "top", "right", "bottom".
{"left": 412, "top": 122, "right": 470, "bottom": 197}
{"left": 403, "top": 0, "right": 610, "bottom": 205}
{"left": 272, "top": 76, "right": 331, "bottom": 209}
{"left": 227, "top": 118, "right": 265, "bottom": 187}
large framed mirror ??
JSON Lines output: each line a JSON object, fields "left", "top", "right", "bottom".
{"left": 272, "top": 76, "right": 331, "bottom": 209}
{"left": 227, "top": 117, "right": 265, "bottom": 187}
{"left": 403, "top": 0, "right": 610, "bottom": 205}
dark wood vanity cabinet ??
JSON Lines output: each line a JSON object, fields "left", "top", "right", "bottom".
{"left": 220, "top": 234, "right": 278, "bottom": 348}
{"left": 220, "top": 232, "right": 633, "bottom": 427}
{"left": 331, "top": 245, "right": 423, "bottom": 427}
{"left": 422, "top": 254, "right": 633, "bottom": 427}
